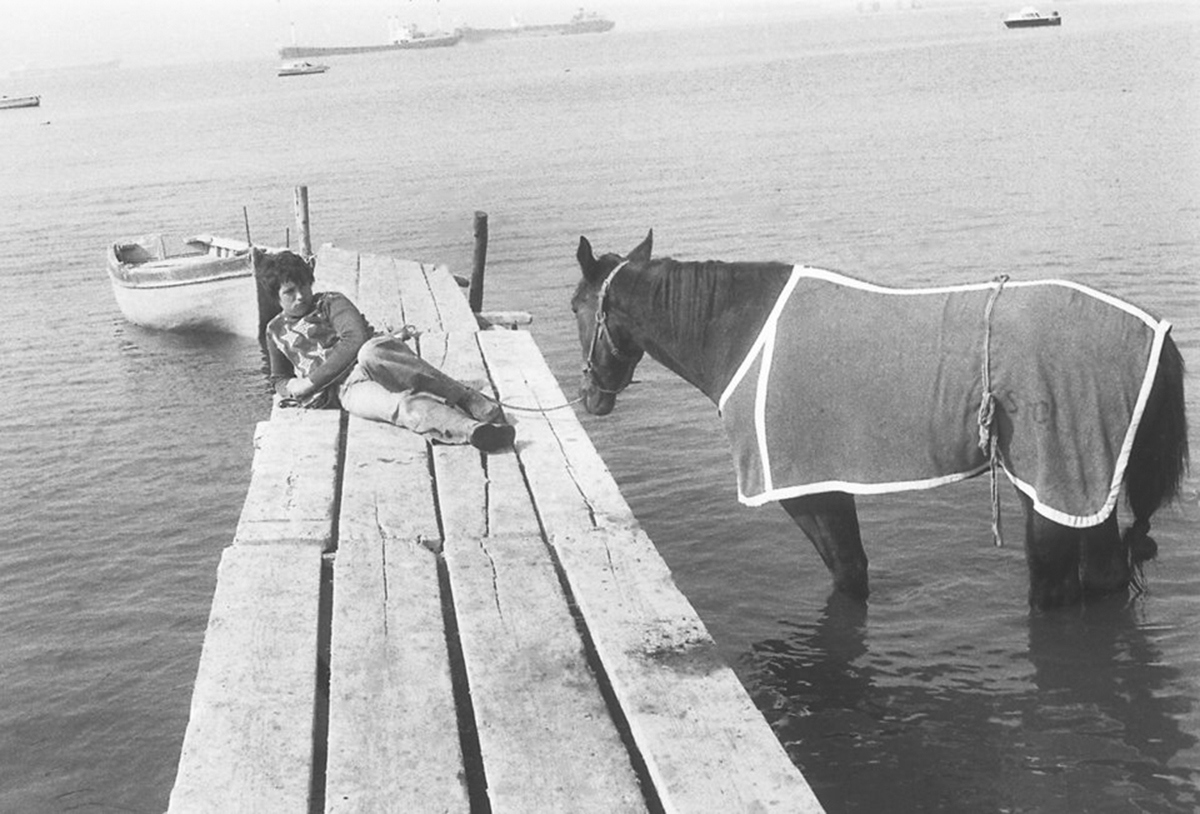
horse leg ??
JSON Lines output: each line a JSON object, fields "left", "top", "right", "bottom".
{"left": 780, "top": 492, "right": 869, "bottom": 600}
{"left": 1079, "top": 513, "right": 1130, "bottom": 597}
{"left": 1019, "top": 492, "right": 1082, "bottom": 610}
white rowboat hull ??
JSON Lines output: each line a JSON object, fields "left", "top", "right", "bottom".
{"left": 106, "top": 234, "right": 264, "bottom": 336}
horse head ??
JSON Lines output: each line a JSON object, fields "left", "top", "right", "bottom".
{"left": 571, "top": 230, "right": 651, "bottom": 415}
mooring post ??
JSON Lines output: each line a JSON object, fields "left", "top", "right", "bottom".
{"left": 294, "top": 186, "right": 312, "bottom": 260}
{"left": 469, "top": 210, "right": 488, "bottom": 313}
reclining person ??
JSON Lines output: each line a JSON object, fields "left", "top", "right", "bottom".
{"left": 256, "top": 249, "right": 514, "bottom": 452}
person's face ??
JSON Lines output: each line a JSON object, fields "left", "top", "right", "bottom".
{"left": 278, "top": 279, "right": 314, "bottom": 318}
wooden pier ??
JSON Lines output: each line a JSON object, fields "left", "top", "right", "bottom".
{"left": 167, "top": 243, "right": 825, "bottom": 813}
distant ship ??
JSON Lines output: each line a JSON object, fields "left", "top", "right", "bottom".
{"left": 0, "top": 95, "right": 41, "bottom": 110}
{"left": 459, "top": 9, "right": 615, "bottom": 42}
{"left": 1003, "top": 7, "right": 1062, "bottom": 28}
{"left": 279, "top": 17, "right": 461, "bottom": 59}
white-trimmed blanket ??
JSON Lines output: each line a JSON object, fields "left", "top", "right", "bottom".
{"left": 717, "top": 267, "right": 1168, "bottom": 528}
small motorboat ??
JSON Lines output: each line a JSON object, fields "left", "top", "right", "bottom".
{"left": 1004, "top": 7, "right": 1062, "bottom": 28}
{"left": 278, "top": 61, "right": 329, "bottom": 77}
{"left": 106, "top": 234, "right": 265, "bottom": 335}
{"left": 0, "top": 94, "right": 41, "bottom": 110}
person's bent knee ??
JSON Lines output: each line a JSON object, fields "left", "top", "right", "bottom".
{"left": 357, "top": 335, "right": 389, "bottom": 365}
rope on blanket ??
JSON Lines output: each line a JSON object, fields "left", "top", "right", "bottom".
{"left": 977, "top": 274, "right": 1010, "bottom": 547}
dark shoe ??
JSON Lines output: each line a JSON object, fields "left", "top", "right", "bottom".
{"left": 459, "top": 390, "right": 506, "bottom": 425}
{"left": 470, "top": 422, "right": 515, "bottom": 452}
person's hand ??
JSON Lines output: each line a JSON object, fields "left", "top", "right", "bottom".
{"left": 286, "top": 377, "right": 316, "bottom": 397}
{"left": 397, "top": 324, "right": 421, "bottom": 341}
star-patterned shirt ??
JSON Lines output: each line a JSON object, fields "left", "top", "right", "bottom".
{"left": 264, "top": 291, "right": 374, "bottom": 400}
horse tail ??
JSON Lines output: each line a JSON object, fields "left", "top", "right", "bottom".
{"left": 1123, "top": 333, "right": 1189, "bottom": 573}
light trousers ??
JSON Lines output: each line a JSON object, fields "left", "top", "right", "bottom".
{"left": 337, "top": 335, "right": 478, "bottom": 445}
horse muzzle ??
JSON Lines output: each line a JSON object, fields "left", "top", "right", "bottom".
{"left": 580, "top": 380, "right": 617, "bottom": 416}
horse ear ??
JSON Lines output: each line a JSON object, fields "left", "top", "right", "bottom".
{"left": 577, "top": 236, "right": 602, "bottom": 281}
{"left": 628, "top": 229, "right": 653, "bottom": 264}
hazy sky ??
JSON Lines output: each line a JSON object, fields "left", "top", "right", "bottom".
{"left": 0, "top": 0, "right": 898, "bottom": 73}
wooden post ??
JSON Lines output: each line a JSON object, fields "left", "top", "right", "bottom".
{"left": 469, "top": 210, "right": 487, "bottom": 313}
{"left": 294, "top": 186, "right": 312, "bottom": 260}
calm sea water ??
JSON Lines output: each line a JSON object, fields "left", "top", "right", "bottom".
{"left": 2, "top": 3, "right": 1198, "bottom": 811}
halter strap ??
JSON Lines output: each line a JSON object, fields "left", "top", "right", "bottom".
{"left": 584, "top": 260, "right": 637, "bottom": 394}
{"left": 596, "top": 260, "right": 629, "bottom": 319}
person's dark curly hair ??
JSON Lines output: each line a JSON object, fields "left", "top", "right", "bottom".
{"left": 254, "top": 249, "right": 314, "bottom": 297}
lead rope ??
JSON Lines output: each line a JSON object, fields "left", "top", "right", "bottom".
{"left": 977, "top": 274, "right": 1009, "bottom": 547}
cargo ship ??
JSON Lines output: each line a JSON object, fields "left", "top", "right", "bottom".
{"left": 460, "top": 9, "right": 615, "bottom": 42}
{"left": 279, "top": 17, "right": 461, "bottom": 59}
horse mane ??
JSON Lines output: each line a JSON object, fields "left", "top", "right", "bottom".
{"left": 624, "top": 257, "right": 793, "bottom": 396}
{"left": 637, "top": 258, "right": 787, "bottom": 336}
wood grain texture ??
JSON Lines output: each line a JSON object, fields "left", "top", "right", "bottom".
{"left": 168, "top": 545, "right": 323, "bottom": 813}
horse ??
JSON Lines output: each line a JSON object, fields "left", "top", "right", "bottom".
{"left": 570, "top": 231, "right": 1188, "bottom": 610}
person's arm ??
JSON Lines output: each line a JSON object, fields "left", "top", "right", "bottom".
{"left": 305, "top": 293, "right": 371, "bottom": 390}
{"left": 265, "top": 326, "right": 298, "bottom": 398}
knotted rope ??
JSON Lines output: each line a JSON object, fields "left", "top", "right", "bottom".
{"left": 977, "top": 274, "right": 1009, "bottom": 547}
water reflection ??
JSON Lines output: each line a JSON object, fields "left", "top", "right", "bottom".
{"left": 745, "top": 594, "right": 1198, "bottom": 813}
{"left": 1022, "top": 600, "right": 1198, "bottom": 812}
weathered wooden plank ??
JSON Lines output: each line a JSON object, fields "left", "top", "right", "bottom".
{"left": 314, "top": 243, "right": 360, "bottom": 300}
{"left": 551, "top": 527, "right": 825, "bottom": 813}
{"left": 432, "top": 444, "right": 486, "bottom": 541}
{"left": 431, "top": 390, "right": 646, "bottom": 811}
{"left": 355, "top": 252, "right": 403, "bottom": 333}
{"left": 409, "top": 329, "right": 492, "bottom": 397}
{"left": 168, "top": 544, "right": 323, "bottom": 813}
{"left": 423, "top": 262, "right": 479, "bottom": 334}
{"left": 326, "top": 417, "right": 467, "bottom": 813}
{"left": 443, "top": 533, "right": 647, "bottom": 813}
{"left": 396, "top": 258, "right": 441, "bottom": 333}
{"left": 479, "top": 329, "right": 825, "bottom": 813}
{"left": 479, "top": 330, "right": 630, "bottom": 536}
{"left": 486, "top": 449, "right": 542, "bottom": 539}
{"left": 235, "top": 410, "right": 342, "bottom": 549}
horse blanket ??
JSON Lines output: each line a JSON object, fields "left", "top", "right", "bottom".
{"left": 717, "top": 267, "right": 1170, "bottom": 527}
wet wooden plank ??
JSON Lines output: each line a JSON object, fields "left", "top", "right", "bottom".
{"left": 168, "top": 544, "right": 323, "bottom": 813}
{"left": 325, "top": 417, "right": 467, "bottom": 813}
{"left": 234, "top": 410, "right": 341, "bottom": 549}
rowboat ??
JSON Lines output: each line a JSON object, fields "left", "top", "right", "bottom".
{"left": 0, "top": 95, "right": 41, "bottom": 110}
{"left": 106, "top": 234, "right": 265, "bottom": 336}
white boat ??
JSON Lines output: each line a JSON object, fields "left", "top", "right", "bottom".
{"left": 278, "top": 61, "right": 329, "bottom": 77}
{"left": 0, "top": 94, "right": 41, "bottom": 110}
{"left": 1004, "top": 7, "right": 1061, "bottom": 28}
{"left": 106, "top": 234, "right": 265, "bottom": 336}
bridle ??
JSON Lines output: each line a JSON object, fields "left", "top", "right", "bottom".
{"left": 583, "top": 260, "right": 640, "bottom": 396}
